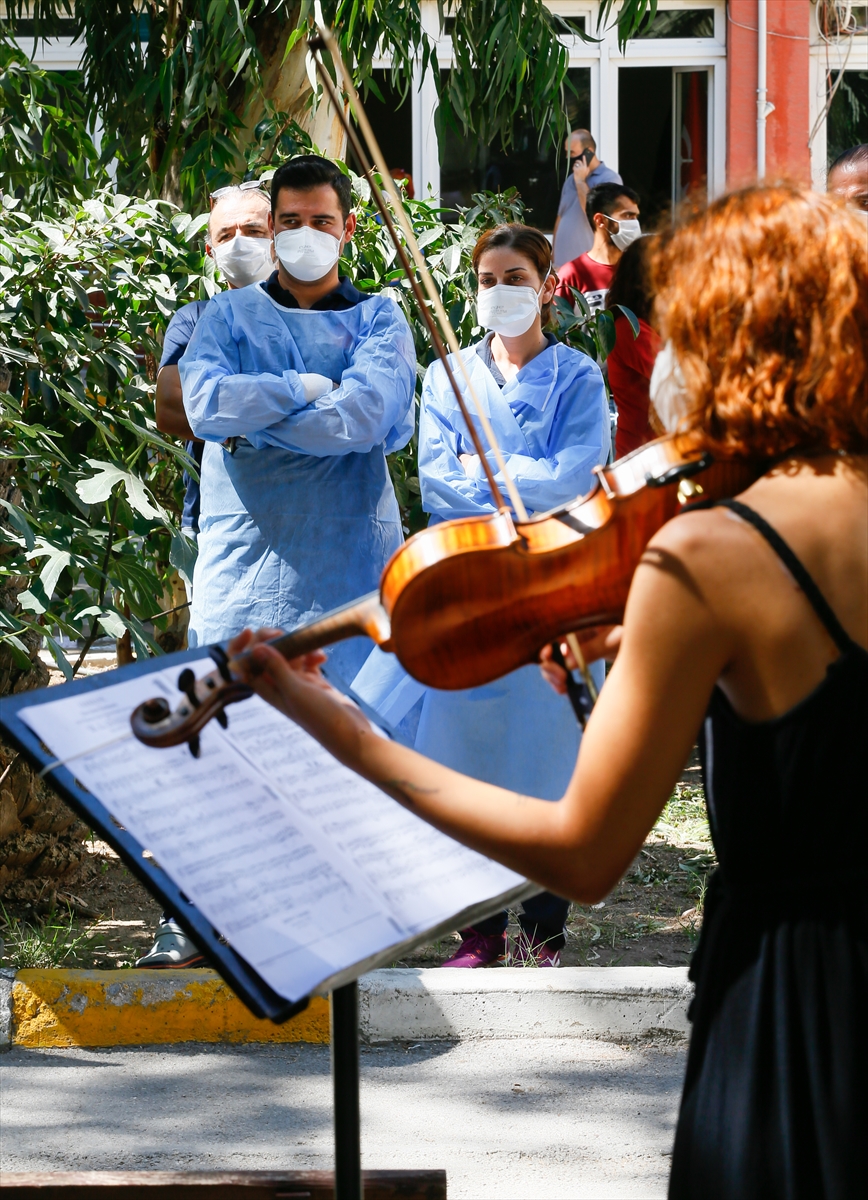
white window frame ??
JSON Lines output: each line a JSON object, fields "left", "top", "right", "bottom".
{"left": 809, "top": 2, "right": 868, "bottom": 190}
{"left": 413, "top": 0, "right": 726, "bottom": 205}
{"left": 14, "top": 36, "right": 83, "bottom": 70}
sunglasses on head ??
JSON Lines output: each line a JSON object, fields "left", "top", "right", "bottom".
{"left": 209, "top": 179, "right": 268, "bottom": 207}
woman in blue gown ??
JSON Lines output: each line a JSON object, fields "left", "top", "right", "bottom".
{"left": 352, "top": 223, "right": 609, "bottom": 967}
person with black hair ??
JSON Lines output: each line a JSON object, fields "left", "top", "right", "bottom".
{"left": 177, "top": 154, "right": 416, "bottom": 685}
{"left": 605, "top": 235, "right": 664, "bottom": 458}
{"left": 555, "top": 183, "right": 641, "bottom": 314}
{"left": 828, "top": 143, "right": 868, "bottom": 214}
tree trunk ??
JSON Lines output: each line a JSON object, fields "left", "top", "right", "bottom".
{"left": 0, "top": 456, "right": 90, "bottom": 903}
{"left": 246, "top": 8, "right": 348, "bottom": 161}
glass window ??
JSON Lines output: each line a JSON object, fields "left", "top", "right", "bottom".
{"left": 438, "top": 67, "right": 591, "bottom": 229}
{"left": 348, "top": 70, "right": 414, "bottom": 194}
{"left": 10, "top": 19, "right": 79, "bottom": 36}
{"left": 827, "top": 70, "right": 868, "bottom": 166}
{"left": 633, "top": 9, "right": 714, "bottom": 39}
{"left": 675, "top": 70, "right": 709, "bottom": 202}
{"left": 820, "top": 4, "right": 868, "bottom": 35}
{"left": 561, "top": 16, "right": 587, "bottom": 36}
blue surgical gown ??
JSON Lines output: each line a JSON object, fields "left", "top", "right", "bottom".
{"left": 179, "top": 280, "right": 416, "bottom": 682}
{"left": 352, "top": 338, "right": 609, "bottom": 798}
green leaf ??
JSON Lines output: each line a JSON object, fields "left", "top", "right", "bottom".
{"left": 169, "top": 527, "right": 198, "bottom": 591}
{"left": 43, "top": 633, "right": 73, "bottom": 681}
{"left": 97, "top": 609, "right": 128, "bottom": 639}
{"left": 34, "top": 543, "right": 75, "bottom": 600}
{"left": 0, "top": 633, "right": 33, "bottom": 672}
{"left": 595, "top": 310, "right": 618, "bottom": 360}
{"left": 76, "top": 459, "right": 165, "bottom": 522}
{"left": 0, "top": 497, "right": 35, "bottom": 552}
{"left": 613, "top": 304, "right": 640, "bottom": 339}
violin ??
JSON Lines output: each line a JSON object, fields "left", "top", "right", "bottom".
{"left": 131, "top": 435, "right": 758, "bottom": 751}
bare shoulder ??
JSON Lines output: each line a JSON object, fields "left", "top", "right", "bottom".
{"left": 644, "top": 504, "right": 750, "bottom": 580}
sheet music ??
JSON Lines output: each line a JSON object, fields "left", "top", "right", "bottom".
{"left": 19, "top": 657, "right": 524, "bottom": 1001}
{"left": 226, "top": 696, "right": 523, "bottom": 935}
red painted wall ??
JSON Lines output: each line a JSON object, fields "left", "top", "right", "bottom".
{"left": 726, "top": 0, "right": 812, "bottom": 187}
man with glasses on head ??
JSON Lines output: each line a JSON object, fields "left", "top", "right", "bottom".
{"left": 178, "top": 154, "right": 415, "bottom": 681}
{"left": 155, "top": 182, "right": 274, "bottom": 540}
{"left": 140, "top": 181, "right": 275, "bottom": 969}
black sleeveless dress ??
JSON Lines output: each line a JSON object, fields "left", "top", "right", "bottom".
{"left": 668, "top": 500, "right": 868, "bottom": 1200}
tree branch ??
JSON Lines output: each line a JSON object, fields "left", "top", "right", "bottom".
{"left": 70, "top": 491, "right": 120, "bottom": 677}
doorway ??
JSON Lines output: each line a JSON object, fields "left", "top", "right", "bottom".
{"left": 618, "top": 66, "right": 709, "bottom": 228}
{"left": 349, "top": 70, "right": 414, "bottom": 193}
{"left": 438, "top": 67, "right": 592, "bottom": 229}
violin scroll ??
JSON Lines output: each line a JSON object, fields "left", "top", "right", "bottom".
{"left": 130, "top": 593, "right": 391, "bottom": 753}
{"left": 130, "top": 656, "right": 254, "bottom": 753}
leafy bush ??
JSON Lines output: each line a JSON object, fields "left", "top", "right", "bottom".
{"left": 0, "top": 190, "right": 210, "bottom": 677}
{"left": 0, "top": 42, "right": 106, "bottom": 213}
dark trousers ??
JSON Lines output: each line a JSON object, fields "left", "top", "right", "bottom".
{"left": 472, "top": 891, "right": 570, "bottom": 951}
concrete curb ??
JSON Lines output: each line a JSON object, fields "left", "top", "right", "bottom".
{"left": 7, "top": 969, "right": 329, "bottom": 1049}
{"left": 361, "top": 967, "right": 692, "bottom": 1042}
{"left": 2, "top": 966, "right": 692, "bottom": 1049}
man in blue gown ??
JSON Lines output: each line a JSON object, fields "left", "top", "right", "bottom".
{"left": 179, "top": 155, "right": 416, "bottom": 683}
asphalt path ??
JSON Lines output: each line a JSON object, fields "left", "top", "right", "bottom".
{"left": 1, "top": 1037, "right": 687, "bottom": 1199}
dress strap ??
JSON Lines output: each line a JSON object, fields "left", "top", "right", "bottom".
{"left": 716, "top": 498, "right": 854, "bottom": 654}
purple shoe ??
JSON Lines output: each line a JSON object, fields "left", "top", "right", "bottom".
{"left": 509, "top": 931, "right": 562, "bottom": 968}
{"left": 441, "top": 928, "right": 506, "bottom": 968}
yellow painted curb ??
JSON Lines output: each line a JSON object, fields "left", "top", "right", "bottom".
{"left": 11, "top": 969, "right": 329, "bottom": 1049}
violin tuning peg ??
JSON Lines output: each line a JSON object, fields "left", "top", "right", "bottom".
{"left": 210, "top": 645, "right": 233, "bottom": 683}
{"left": 216, "top": 710, "right": 228, "bottom": 729}
{"left": 188, "top": 734, "right": 201, "bottom": 758}
{"left": 178, "top": 667, "right": 200, "bottom": 708}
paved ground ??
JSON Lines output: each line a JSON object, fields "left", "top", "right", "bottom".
{"left": 1, "top": 1038, "right": 686, "bottom": 1198}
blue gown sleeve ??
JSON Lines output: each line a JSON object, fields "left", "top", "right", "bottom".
{"left": 418, "top": 364, "right": 495, "bottom": 518}
{"left": 419, "top": 355, "right": 609, "bottom": 519}
{"left": 466, "top": 369, "right": 609, "bottom": 514}
{"left": 257, "top": 298, "right": 417, "bottom": 457}
{"left": 179, "top": 304, "right": 311, "bottom": 442}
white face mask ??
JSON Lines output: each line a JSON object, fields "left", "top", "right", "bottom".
{"left": 273, "top": 226, "right": 343, "bottom": 283}
{"left": 212, "top": 234, "right": 274, "bottom": 287}
{"left": 477, "top": 281, "right": 547, "bottom": 338}
{"left": 649, "top": 340, "right": 689, "bottom": 433}
{"left": 606, "top": 217, "right": 642, "bottom": 252}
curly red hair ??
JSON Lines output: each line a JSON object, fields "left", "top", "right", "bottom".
{"left": 650, "top": 183, "right": 868, "bottom": 459}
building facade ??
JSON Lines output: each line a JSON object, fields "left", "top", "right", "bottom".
{"left": 18, "top": 1, "right": 868, "bottom": 227}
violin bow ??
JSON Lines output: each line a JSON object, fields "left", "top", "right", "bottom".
{"left": 310, "top": 19, "right": 602, "bottom": 710}
{"left": 308, "top": 19, "right": 529, "bottom": 524}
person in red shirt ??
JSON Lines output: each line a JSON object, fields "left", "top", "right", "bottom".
{"left": 605, "top": 235, "right": 664, "bottom": 458}
{"left": 556, "top": 183, "right": 641, "bottom": 314}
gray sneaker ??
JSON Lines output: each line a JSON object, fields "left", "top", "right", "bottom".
{"left": 136, "top": 916, "right": 206, "bottom": 968}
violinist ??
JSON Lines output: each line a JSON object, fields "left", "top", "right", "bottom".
{"left": 352, "top": 222, "right": 609, "bottom": 968}
{"left": 229, "top": 184, "right": 868, "bottom": 1195}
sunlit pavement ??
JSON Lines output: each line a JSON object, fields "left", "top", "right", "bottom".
{"left": 0, "top": 1037, "right": 686, "bottom": 1199}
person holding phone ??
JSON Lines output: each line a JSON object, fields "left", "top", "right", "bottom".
{"left": 552, "top": 130, "right": 623, "bottom": 270}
